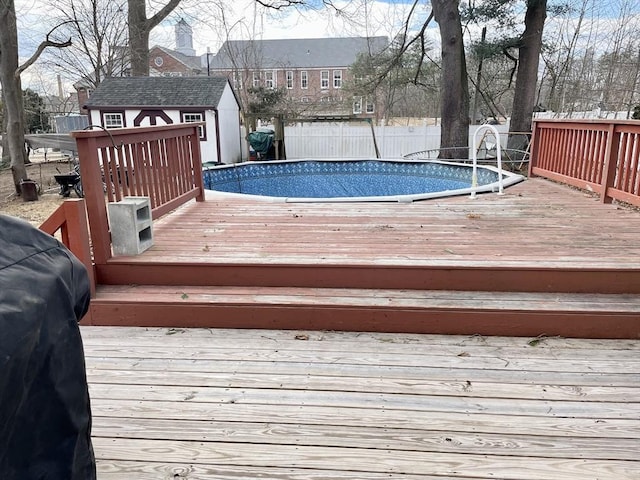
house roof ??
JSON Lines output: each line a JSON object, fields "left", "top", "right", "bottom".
{"left": 209, "top": 37, "right": 388, "bottom": 70}
{"left": 151, "top": 45, "right": 202, "bottom": 71}
{"left": 83, "top": 76, "right": 231, "bottom": 108}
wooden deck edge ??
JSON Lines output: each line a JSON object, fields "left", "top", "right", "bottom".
{"left": 88, "top": 303, "right": 640, "bottom": 339}
{"left": 95, "top": 263, "right": 640, "bottom": 294}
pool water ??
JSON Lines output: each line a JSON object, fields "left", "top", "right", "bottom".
{"left": 203, "top": 159, "right": 524, "bottom": 202}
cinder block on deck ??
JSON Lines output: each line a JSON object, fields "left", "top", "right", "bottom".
{"left": 107, "top": 197, "right": 153, "bottom": 256}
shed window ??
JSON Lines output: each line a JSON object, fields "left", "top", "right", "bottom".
{"left": 103, "top": 112, "right": 124, "bottom": 128}
{"left": 181, "top": 111, "right": 206, "bottom": 140}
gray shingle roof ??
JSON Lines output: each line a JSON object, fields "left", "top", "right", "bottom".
{"left": 209, "top": 37, "right": 388, "bottom": 70}
{"left": 154, "top": 46, "right": 202, "bottom": 71}
{"left": 84, "top": 76, "right": 229, "bottom": 108}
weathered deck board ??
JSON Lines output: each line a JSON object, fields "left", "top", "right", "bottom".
{"left": 109, "top": 178, "right": 640, "bottom": 268}
{"left": 82, "top": 326, "right": 640, "bottom": 479}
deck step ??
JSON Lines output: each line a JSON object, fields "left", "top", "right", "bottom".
{"left": 97, "top": 261, "right": 640, "bottom": 294}
{"left": 87, "top": 285, "right": 640, "bottom": 339}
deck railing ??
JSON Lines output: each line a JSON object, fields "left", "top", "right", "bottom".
{"left": 39, "top": 198, "right": 96, "bottom": 295}
{"left": 530, "top": 119, "right": 640, "bottom": 206}
{"left": 71, "top": 124, "right": 205, "bottom": 265}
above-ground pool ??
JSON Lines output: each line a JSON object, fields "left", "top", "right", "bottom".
{"left": 203, "top": 159, "right": 525, "bottom": 202}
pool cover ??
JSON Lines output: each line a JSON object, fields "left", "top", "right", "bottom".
{"left": 0, "top": 215, "right": 95, "bottom": 479}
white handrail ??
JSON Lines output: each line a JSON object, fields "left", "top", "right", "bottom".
{"left": 471, "top": 124, "right": 505, "bottom": 198}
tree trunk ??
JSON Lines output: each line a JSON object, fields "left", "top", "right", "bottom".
{"left": 432, "top": 0, "right": 469, "bottom": 159}
{"left": 0, "top": 0, "right": 29, "bottom": 194}
{"left": 2, "top": 91, "right": 10, "bottom": 167}
{"left": 128, "top": 0, "right": 181, "bottom": 76}
{"left": 508, "top": 0, "right": 547, "bottom": 155}
{"left": 128, "top": 0, "right": 150, "bottom": 76}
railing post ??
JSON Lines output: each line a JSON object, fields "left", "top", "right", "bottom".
{"left": 75, "top": 135, "right": 112, "bottom": 264}
{"left": 39, "top": 199, "right": 96, "bottom": 297}
{"left": 528, "top": 121, "right": 541, "bottom": 178}
{"left": 63, "top": 199, "right": 96, "bottom": 296}
{"left": 189, "top": 125, "right": 205, "bottom": 202}
{"left": 600, "top": 124, "right": 620, "bottom": 204}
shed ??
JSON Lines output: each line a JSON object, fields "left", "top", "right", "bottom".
{"left": 83, "top": 76, "right": 242, "bottom": 164}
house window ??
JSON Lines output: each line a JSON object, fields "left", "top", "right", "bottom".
{"left": 154, "top": 56, "right": 164, "bottom": 67}
{"left": 301, "top": 71, "right": 308, "bottom": 89}
{"left": 353, "top": 97, "right": 362, "bottom": 114}
{"left": 233, "top": 72, "right": 243, "bottom": 90}
{"left": 265, "top": 70, "right": 276, "bottom": 89}
{"left": 252, "top": 72, "right": 260, "bottom": 88}
{"left": 301, "top": 97, "right": 310, "bottom": 103}
{"left": 321, "top": 70, "right": 329, "bottom": 89}
{"left": 103, "top": 112, "right": 124, "bottom": 128}
{"left": 333, "top": 70, "right": 342, "bottom": 88}
{"left": 286, "top": 71, "right": 293, "bottom": 89}
{"left": 365, "top": 98, "right": 375, "bottom": 114}
{"left": 181, "top": 111, "right": 206, "bottom": 140}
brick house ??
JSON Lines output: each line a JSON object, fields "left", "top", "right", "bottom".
{"left": 148, "top": 19, "right": 203, "bottom": 76}
{"left": 208, "top": 37, "right": 388, "bottom": 120}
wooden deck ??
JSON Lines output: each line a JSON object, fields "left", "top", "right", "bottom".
{"left": 104, "top": 177, "right": 640, "bottom": 272}
{"left": 86, "top": 178, "right": 640, "bottom": 338}
{"left": 82, "top": 325, "right": 640, "bottom": 479}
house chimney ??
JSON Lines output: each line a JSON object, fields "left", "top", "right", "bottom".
{"left": 57, "top": 74, "right": 64, "bottom": 99}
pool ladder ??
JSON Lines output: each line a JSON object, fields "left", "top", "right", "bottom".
{"left": 471, "top": 124, "right": 505, "bottom": 198}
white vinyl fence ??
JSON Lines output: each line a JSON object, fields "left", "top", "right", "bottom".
{"left": 282, "top": 124, "right": 510, "bottom": 160}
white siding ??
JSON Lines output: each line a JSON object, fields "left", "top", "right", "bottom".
{"left": 216, "top": 86, "right": 242, "bottom": 164}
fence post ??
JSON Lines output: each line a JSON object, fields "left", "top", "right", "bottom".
{"left": 600, "top": 123, "right": 620, "bottom": 204}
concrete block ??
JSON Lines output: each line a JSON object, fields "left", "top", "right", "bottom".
{"left": 107, "top": 196, "right": 153, "bottom": 256}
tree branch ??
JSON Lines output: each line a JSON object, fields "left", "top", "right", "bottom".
{"left": 148, "top": 0, "right": 183, "bottom": 29}
{"left": 253, "top": 0, "right": 340, "bottom": 11}
{"left": 503, "top": 47, "right": 518, "bottom": 88}
{"left": 16, "top": 22, "right": 73, "bottom": 78}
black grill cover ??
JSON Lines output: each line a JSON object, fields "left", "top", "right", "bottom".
{"left": 0, "top": 215, "right": 95, "bottom": 479}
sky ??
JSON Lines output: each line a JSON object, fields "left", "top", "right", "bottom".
{"left": 10, "top": 0, "right": 640, "bottom": 95}
{"left": 14, "top": 0, "right": 432, "bottom": 93}
{"left": 150, "top": 0, "right": 432, "bottom": 54}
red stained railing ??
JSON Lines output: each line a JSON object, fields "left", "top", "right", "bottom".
{"left": 530, "top": 119, "right": 640, "bottom": 206}
{"left": 71, "top": 124, "right": 205, "bottom": 265}
{"left": 39, "top": 198, "right": 96, "bottom": 296}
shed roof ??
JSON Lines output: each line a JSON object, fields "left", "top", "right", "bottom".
{"left": 209, "top": 37, "right": 388, "bottom": 70}
{"left": 83, "top": 76, "right": 231, "bottom": 108}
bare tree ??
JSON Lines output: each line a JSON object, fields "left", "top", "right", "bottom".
{"left": 128, "top": 0, "right": 182, "bottom": 76}
{"left": 0, "top": 0, "right": 71, "bottom": 194}
{"left": 45, "top": 0, "right": 128, "bottom": 89}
